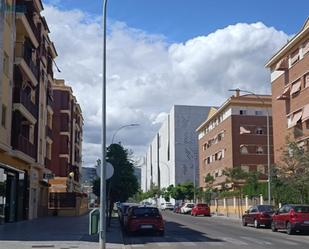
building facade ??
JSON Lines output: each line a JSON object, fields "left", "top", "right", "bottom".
{"left": 197, "top": 92, "right": 274, "bottom": 190}
{"left": 266, "top": 18, "right": 309, "bottom": 165}
{"left": 142, "top": 105, "right": 212, "bottom": 199}
{"left": 50, "top": 79, "right": 83, "bottom": 186}
{"left": 0, "top": 0, "right": 59, "bottom": 223}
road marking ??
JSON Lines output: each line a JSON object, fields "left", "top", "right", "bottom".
{"left": 222, "top": 237, "right": 248, "bottom": 246}
{"left": 240, "top": 236, "right": 272, "bottom": 245}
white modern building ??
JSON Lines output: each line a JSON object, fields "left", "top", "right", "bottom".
{"left": 141, "top": 105, "right": 212, "bottom": 200}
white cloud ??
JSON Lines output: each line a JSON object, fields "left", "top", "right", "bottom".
{"left": 43, "top": 6, "right": 288, "bottom": 167}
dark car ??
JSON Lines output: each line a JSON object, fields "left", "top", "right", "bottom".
{"left": 191, "top": 203, "right": 211, "bottom": 216}
{"left": 126, "top": 206, "right": 165, "bottom": 235}
{"left": 242, "top": 205, "right": 274, "bottom": 228}
{"left": 118, "top": 202, "right": 138, "bottom": 227}
{"left": 271, "top": 204, "right": 309, "bottom": 235}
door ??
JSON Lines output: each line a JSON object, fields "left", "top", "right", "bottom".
{"left": 0, "top": 169, "right": 6, "bottom": 224}
{"left": 5, "top": 173, "right": 17, "bottom": 222}
{"left": 277, "top": 205, "right": 288, "bottom": 229}
{"left": 250, "top": 206, "right": 258, "bottom": 224}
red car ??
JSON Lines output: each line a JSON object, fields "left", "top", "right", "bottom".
{"left": 242, "top": 205, "right": 274, "bottom": 228}
{"left": 271, "top": 204, "right": 309, "bottom": 235}
{"left": 191, "top": 203, "right": 211, "bottom": 216}
{"left": 126, "top": 206, "right": 165, "bottom": 235}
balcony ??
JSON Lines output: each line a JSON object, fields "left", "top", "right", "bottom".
{"left": 15, "top": 42, "right": 39, "bottom": 86}
{"left": 15, "top": 1, "right": 40, "bottom": 47}
{"left": 12, "top": 134, "right": 36, "bottom": 159}
{"left": 13, "top": 87, "right": 37, "bottom": 119}
{"left": 46, "top": 126, "right": 52, "bottom": 139}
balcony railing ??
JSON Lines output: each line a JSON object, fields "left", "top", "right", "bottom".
{"left": 46, "top": 126, "right": 52, "bottom": 138}
{"left": 13, "top": 87, "right": 37, "bottom": 118}
{"left": 12, "top": 134, "right": 36, "bottom": 159}
{"left": 15, "top": 42, "right": 39, "bottom": 80}
{"left": 45, "top": 157, "right": 51, "bottom": 169}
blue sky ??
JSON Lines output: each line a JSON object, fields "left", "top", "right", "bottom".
{"left": 44, "top": 0, "right": 308, "bottom": 42}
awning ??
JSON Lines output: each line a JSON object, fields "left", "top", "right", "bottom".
{"left": 275, "top": 57, "right": 288, "bottom": 70}
{"left": 290, "top": 110, "right": 303, "bottom": 127}
{"left": 290, "top": 80, "right": 301, "bottom": 95}
{"left": 240, "top": 126, "right": 251, "bottom": 134}
{"left": 302, "top": 104, "right": 309, "bottom": 122}
{"left": 277, "top": 85, "right": 291, "bottom": 100}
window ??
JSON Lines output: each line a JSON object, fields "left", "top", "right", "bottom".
{"left": 240, "top": 110, "right": 247, "bottom": 115}
{"left": 257, "top": 165, "right": 265, "bottom": 174}
{"left": 202, "top": 143, "right": 207, "bottom": 151}
{"left": 3, "top": 52, "right": 9, "bottom": 77}
{"left": 29, "top": 125, "right": 34, "bottom": 144}
{"left": 305, "top": 74, "right": 309, "bottom": 89}
{"left": 303, "top": 39, "right": 309, "bottom": 56}
{"left": 256, "top": 127, "right": 263, "bottom": 135}
{"left": 256, "top": 146, "right": 264, "bottom": 154}
{"left": 1, "top": 105, "right": 7, "bottom": 128}
{"left": 240, "top": 145, "right": 248, "bottom": 155}
{"left": 290, "top": 49, "right": 299, "bottom": 66}
{"left": 255, "top": 110, "right": 263, "bottom": 116}
{"left": 241, "top": 165, "right": 249, "bottom": 173}
{"left": 207, "top": 157, "right": 211, "bottom": 164}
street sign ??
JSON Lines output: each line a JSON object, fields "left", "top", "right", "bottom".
{"left": 96, "top": 162, "right": 114, "bottom": 180}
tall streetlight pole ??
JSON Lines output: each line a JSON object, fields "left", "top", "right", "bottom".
{"left": 229, "top": 88, "right": 271, "bottom": 204}
{"left": 111, "top": 124, "right": 140, "bottom": 144}
{"left": 100, "top": 0, "right": 108, "bottom": 249}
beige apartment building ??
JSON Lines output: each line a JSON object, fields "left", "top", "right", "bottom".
{"left": 197, "top": 92, "right": 274, "bottom": 190}
{"left": 266, "top": 18, "right": 309, "bottom": 164}
{"left": 0, "top": 0, "right": 59, "bottom": 223}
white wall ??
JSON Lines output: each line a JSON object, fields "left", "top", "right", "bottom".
{"left": 142, "top": 105, "right": 211, "bottom": 196}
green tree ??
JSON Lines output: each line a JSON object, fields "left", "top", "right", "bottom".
{"left": 93, "top": 144, "right": 139, "bottom": 225}
{"left": 273, "top": 141, "right": 309, "bottom": 204}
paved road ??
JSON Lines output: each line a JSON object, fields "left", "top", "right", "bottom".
{"left": 123, "top": 211, "right": 309, "bottom": 249}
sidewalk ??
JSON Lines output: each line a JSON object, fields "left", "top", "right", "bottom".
{"left": 0, "top": 214, "right": 125, "bottom": 249}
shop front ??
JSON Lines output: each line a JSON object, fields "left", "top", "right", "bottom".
{"left": 0, "top": 163, "right": 28, "bottom": 224}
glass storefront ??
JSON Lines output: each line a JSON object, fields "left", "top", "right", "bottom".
{"left": 0, "top": 164, "right": 28, "bottom": 224}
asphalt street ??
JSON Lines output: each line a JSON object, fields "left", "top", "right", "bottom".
{"left": 123, "top": 211, "right": 309, "bottom": 249}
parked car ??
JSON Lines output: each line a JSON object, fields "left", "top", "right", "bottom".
{"left": 161, "top": 202, "right": 174, "bottom": 211}
{"left": 126, "top": 206, "right": 165, "bottom": 235}
{"left": 118, "top": 202, "right": 138, "bottom": 227}
{"left": 271, "top": 204, "right": 309, "bottom": 235}
{"left": 181, "top": 203, "right": 195, "bottom": 214}
{"left": 242, "top": 205, "right": 274, "bottom": 228}
{"left": 191, "top": 203, "right": 211, "bottom": 216}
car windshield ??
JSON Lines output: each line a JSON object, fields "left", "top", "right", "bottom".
{"left": 258, "top": 205, "right": 274, "bottom": 212}
{"left": 294, "top": 206, "right": 309, "bottom": 213}
{"left": 132, "top": 207, "right": 160, "bottom": 217}
{"left": 187, "top": 204, "right": 194, "bottom": 208}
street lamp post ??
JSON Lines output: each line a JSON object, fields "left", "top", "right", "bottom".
{"left": 111, "top": 124, "right": 140, "bottom": 144}
{"left": 100, "top": 1, "right": 108, "bottom": 249}
{"left": 229, "top": 88, "right": 271, "bottom": 204}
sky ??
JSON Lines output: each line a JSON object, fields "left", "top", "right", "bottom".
{"left": 42, "top": 0, "right": 308, "bottom": 167}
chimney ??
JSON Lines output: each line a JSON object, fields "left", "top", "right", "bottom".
{"left": 235, "top": 89, "right": 240, "bottom": 97}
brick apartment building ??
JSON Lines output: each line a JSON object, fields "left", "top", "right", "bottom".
{"left": 196, "top": 93, "right": 274, "bottom": 190}
{"left": 49, "top": 79, "right": 83, "bottom": 191}
{"left": 0, "top": 0, "right": 58, "bottom": 223}
{"left": 266, "top": 18, "right": 309, "bottom": 164}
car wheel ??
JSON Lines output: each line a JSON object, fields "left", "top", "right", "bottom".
{"left": 254, "top": 219, "right": 260, "bottom": 229}
{"left": 271, "top": 221, "right": 277, "bottom": 232}
{"left": 242, "top": 218, "right": 247, "bottom": 227}
{"left": 286, "top": 222, "right": 294, "bottom": 235}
